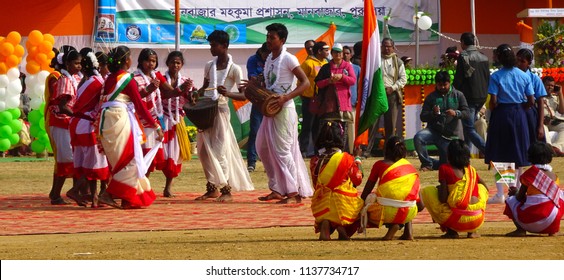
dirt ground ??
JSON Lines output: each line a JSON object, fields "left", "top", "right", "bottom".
{"left": 1, "top": 156, "right": 563, "bottom": 260}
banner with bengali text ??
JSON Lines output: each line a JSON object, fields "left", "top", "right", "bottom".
{"left": 95, "top": 0, "right": 439, "bottom": 46}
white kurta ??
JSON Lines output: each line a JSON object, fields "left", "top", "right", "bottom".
{"left": 198, "top": 61, "right": 254, "bottom": 191}
{"left": 256, "top": 49, "right": 313, "bottom": 198}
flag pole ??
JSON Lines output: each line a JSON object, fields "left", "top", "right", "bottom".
{"left": 175, "top": 0, "right": 180, "bottom": 51}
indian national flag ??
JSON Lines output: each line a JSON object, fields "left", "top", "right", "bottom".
{"left": 232, "top": 99, "right": 251, "bottom": 123}
{"left": 356, "top": 0, "right": 388, "bottom": 140}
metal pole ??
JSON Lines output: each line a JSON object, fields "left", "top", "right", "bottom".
{"left": 415, "top": 16, "right": 420, "bottom": 67}
{"left": 471, "top": 0, "right": 476, "bottom": 36}
{"left": 175, "top": 0, "right": 180, "bottom": 51}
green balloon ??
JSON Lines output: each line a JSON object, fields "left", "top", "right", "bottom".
{"left": 38, "top": 132, "right": 50, "bottom": 145}
{"left": 8, "top": 133, "right": 19, "bottom": 145}
{"left": 39, "top": 103, "right": 45, "bottom": 113}
{"left": 46, "top": 143, "right": 53, "bottom": 153}
{"left": 415, "top": 75, "right": 421, "bottom": 80}
{"left": 0, "top": 138, "right": 10, "bottom": 152}
{"left": 9, "top": 108, "right": 21, "bottom": 119}
{"left": 28, "top": 110, "right": 42, "bottom": 124}
{"left": 9, "top": 119, "right": 22, "bottom": 133}
{"left": 31, "top": 140, "right": 46, "bottom": 153}
{"left": 405, "top": 69, "right": 411, "bottom": 75}
{"left": 39, "top": 120, "right": 45, "bottom": 130}
{"left": 30, "top": 124, "right": 40, "bottom": 138}
{"left": 448, "top": 70, "right": 454, "bottom": 75}
{"left": 0, "top": 125, "right": 12, "bottom": 138}
{"left": 0, "top": 111, "right": 12, "bottom": 125}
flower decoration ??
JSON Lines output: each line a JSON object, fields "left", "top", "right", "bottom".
{"left": 186, "top": 125, "right": 197, "bottom": 142}
{"left": 535, "top": 20, "right": 564, "bottom": 69}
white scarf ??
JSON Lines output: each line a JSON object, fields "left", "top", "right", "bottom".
{"left": 534, "top": 164, "right": 553, "bottom": 172}
{"left": 265, "top": 45, "right": 288, "bottom": 92}
{"left": 207, "top": 54, "right": 233, "bottom": 101}
{"left": 165, "top": 70, "right": 181, "bottom": 125}
{"left": 61, "top": 69, "right": 79, "bottom": 91}
{"left": 135, "top": 68, "right": 164, "bottom": 120}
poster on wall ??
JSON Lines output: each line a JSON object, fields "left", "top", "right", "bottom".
{"left": 94, "top": 0, "right": 440, "bottom": 46}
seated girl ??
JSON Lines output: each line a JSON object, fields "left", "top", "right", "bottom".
{"left": 310, "top": 121, "right": 364, "bottom": 241}
{"left": 359, "top": 136, "right": 422, "bottom": 241}
{"left": 420, "top": 139, "right": 489, "bottom": 238}
{"left": 504, "top": 142, "right": 564, "bottom": 237}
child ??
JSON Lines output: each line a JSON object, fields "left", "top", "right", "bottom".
{"left": 161, "top": 51, "right": 194, "bottom": 197}
{"left": 310, "top": 121, "right": 363, "bottom": 241}
{"left": 133, "top": 48, "right": 187, "bottom": 197}
{"left": 46, "top": 45, "right": 84, "bottom": 206}
{"left": 420, "top": 140, "right": 489, "bottom": 238}
{"left": 504, "top": 142, "right": 564, "bottom": 237}
{"left": 95, "top": 51, "right": 110, "bottom": 80}
{"left": 69, "top": 47, "right": 110, "bottom": 207}
{"left": 97, "top": 46, "right": 164, "bottom": 209}
{"left": 194, "top": 30, "right": 254, "bottom": 202}
{"left": 360, "top": 136, "right": 422, "bottom": 240}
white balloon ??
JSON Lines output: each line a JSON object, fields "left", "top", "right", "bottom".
{"left": 33, "top": 85, "right": 45, "bottom": 99}
{"left": 6, "top": 95, "right": 20, "bottom": 109}
{"left": 0, "top": 75, "right": 8, "bottom": 88}
{"left": 37, "top": 71, "right": 50, "bottom": 83}
{"left": 7, "top": 68, "right": 20, "bottom": 81}
{"left": 418, "top": 15, "right": 433, "bottom": 30}
{"left": 0, "top": 101, "right": 5, "bottom": 112}
{"left": 7, "top": 79, "right": 23, "bottom": 96}
{"left": 0, "top": 88, "right": 5, "bottom": 101}
{"left": 26, "top": 74, "right": 37, "bottom": 88}
{"left": 30, "top": 98, "right": 43, "bottom": 110}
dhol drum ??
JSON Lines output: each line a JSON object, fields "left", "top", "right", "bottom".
{"left": 244, "top": 83, "right": 282, "bottom": 117}
{"left": 182, "top": 97, "right": 218, "bottom": 130}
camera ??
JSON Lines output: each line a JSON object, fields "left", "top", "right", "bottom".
{"left": 554, "top": 85, "right": 561, "bottom": 92}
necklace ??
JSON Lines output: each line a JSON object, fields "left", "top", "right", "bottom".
{"left": 165, "top": 71, "right": 181, "bottom": 125}
{"left": 135, "top": 68, "right": 164, "bottom": 119}
{"left": 265, "top": 46, "right": 287, "bottom": 91}
{"left": 209, "top": 54, "right": 233, "bottom": 100}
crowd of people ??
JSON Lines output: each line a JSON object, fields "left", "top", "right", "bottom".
{"left": 36, "top": 23, "right": 563, "bottom": 239}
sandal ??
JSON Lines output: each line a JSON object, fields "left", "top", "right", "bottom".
{"left": 276, "top": 195, "right": 302, "bottom": 204}
{"left": 258, "top": 191, "right": 283, "bottom": 201}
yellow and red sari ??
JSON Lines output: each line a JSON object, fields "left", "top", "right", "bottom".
{"left": 310, "top": 151, "right": 363, "bottom": 231}
{"left": 364, "top": 158, "right": 420, "bottom": 227}
{"left": 421, "top": 164, "right": 488, "bottom": 232}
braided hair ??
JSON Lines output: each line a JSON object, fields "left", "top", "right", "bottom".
{"left": 495, "top": 44, "right": 516, "bottom": 68}
{"left": 107, "top": 45, "right": 130, "bottom": 73}
{"left": 315, "top": 120, "right": 345, "bottom": 151}
{"left": 79, "top": 47, "right": 98, "bottom": 77}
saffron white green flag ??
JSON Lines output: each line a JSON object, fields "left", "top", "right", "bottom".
{"left": 356, "top": 0, "right": 388, "bottom": 135}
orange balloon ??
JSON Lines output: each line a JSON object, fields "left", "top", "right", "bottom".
{"left": 28, "top": 30, "right": 43, "bottom": 46}
{"left": 25, "top": 40, "right": 33, "bottom": 49}
{"left": 0, "top": 62, "right": 7, "bottom": 74}
{"left": 36, "top": 53, "right": 48, "bottom": 64}
{"left": 0, "top": 42, "right": 14, "bottom": 57}
{"left": 0, "top": 54, "right": 5, "bottom": 62}
{"left": 44, "top": 34, "right": 55, "bottom": 45}
{"left": 47, "top": 50, "right": 55, "bottom": 59}
{"left": 6, "top": 31, "right": 21, "bottom": 45}
{"left": 27, "top": 45, "right": 38, "bottom": 57}
{"left": 6, "top": 54, "right": 19, "bottom": 68}
{"left": 13, "top": 45, "right": 24, "bottom": 57}
{"left": 39, "top": 40, "right": 53, "bottom": 54}
{"left": 40, "top": 60, "right": 51, "bottom": 70}
{"left": 26, "top": 60, "right": 40, "bottom": 74}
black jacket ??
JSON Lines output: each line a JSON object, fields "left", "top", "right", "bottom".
{"left": 453, "top": 45, "right": 490, "bottom": 105}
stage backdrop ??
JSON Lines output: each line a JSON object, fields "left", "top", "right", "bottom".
{"left": 95, "top": 0, "right": 439, "bottom": 46}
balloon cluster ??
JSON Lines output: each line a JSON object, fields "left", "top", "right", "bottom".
{"left": 405, "top": 69, "right": 452, "bottom": 85}
{"left": 25, "top": 30, "right": 55, "bottom": 75}
{"left": 0, "top": 31, "right": 25, "bottom": 74}
{"left": 27, "top": 103, "right": 50, "bottom": 153}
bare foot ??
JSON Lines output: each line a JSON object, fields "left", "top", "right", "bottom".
{"left": 319, "top": 220, "right": 331, "bottom": 241}
{"left": 258, "top": 191, "right": 284, "bottom": 201}
{"left": 467, "top": 232, "right": 481, "bottom": 238}
{"left": 98, "top": 192, "right": 121, "bottom": 209}
{"left": 91, "top": 193, "right": 99, "bottom": 208}
{"left": 163, "top": 189, "right": 176, "bottom": 198}
{"left": 66, "top": 190, "right": 88, "bottom": 207}
{"left": 276, "top": 196, "right": 302, "bottom": 204}
{"left": 382, "top": 224, "right": 400, "bottom": 240}
{"left": 336, "top": 226, "right": 350, "bottom": 240}
{"left": 548, "top": 233, "right": 558, "bottom": 237}
{"left": 195, "top": 189, "right": 220, "bottom": 200}
{"left": 399, "top": 234, "right": 414, "bottom": 240}
{"left": 216, "top": 193, "right": 233, "bottom": 202}
{"left": 441, "top": 229, "right": 459, "bottom": 239}
{"left": 50, "top": 197, "right": 70, "bottom": 205}
{"left": 505, "top": 229, "right": 527, "bottom": 237}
